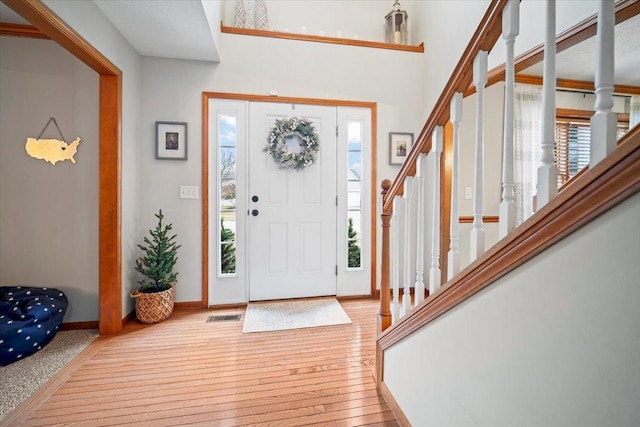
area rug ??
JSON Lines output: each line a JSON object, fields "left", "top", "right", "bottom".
{"left": 0, "top": 329, "right": 98, "bottom": 420}
{"left": 242, "top": 298, "right": 351, "bottom": 333}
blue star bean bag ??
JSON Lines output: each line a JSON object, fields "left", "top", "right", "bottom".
{"left": 0, "top": 286, "right": 68, "bottom": 366}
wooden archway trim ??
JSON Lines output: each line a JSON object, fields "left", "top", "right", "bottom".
{"left": 202, "top": 92, "right": 378, "bottom": 305}
{"left": 4, "top": 0, "right": 122, "bottom": 334}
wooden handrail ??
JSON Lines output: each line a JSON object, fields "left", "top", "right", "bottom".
{"left": 382, "top": 0, "right": 509, "bottom": 213}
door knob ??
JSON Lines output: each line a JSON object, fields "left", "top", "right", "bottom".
{"left": 251, "top": 209, "right": 259, "bottom": 216}
{"left": 252, "top": 195, "right": 259, "bottom": 202}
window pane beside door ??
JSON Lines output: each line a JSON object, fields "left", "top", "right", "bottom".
{"left": 219, "top": 115, "right": 237, "bottom": 275}
{"left": 347, "top": 121, "right": 362, "bottom": 269}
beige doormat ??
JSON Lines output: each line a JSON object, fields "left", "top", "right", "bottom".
{"left": 242, "top": 298, "right": 351, "bottom": 333}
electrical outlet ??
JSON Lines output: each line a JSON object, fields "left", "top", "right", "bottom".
{"left": 179, "top": 186, "right": 199, "bottom": 199}
{"left": 464, "top": 187, "right": 472, "bottom": 200}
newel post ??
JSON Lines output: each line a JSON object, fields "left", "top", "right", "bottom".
{"left": 378, "top": 179, "right": 393, "bottom": 334}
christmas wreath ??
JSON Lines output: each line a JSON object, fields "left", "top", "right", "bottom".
{"left": 264, "top": 117, "right": 319, "bottom": 170}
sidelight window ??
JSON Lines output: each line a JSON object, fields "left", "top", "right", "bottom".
{"left": 219, "top": 115, "right": 237, "bottom": 275}
{"left": 347, "top": 121, "right": 362, "bottom": 269}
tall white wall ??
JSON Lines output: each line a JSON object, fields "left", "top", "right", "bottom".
{"left": 140, "top": 33, "right": 425, "bottom": 303}
{"left": 222, "top": 0, "right": 420, "bottom": 43}
{"left": 42, "top": 0, "right": 142, "bottom": 317}
{"left": 384, "top": 192, "right": 640, "bottom": 426}
{"left": 0, "top": 37, "right": 99, "bottom": 322}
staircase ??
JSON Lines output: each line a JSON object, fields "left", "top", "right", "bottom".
{"left": 375, "top": 0, "right": 640, "bottom": 425}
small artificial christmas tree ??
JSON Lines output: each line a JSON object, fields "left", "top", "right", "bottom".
{"left": 135, "top": 210, "right": 181, "bottom": 293}
{"left": 348, "top": 217, "right": 361, "bottom": 268}
{"left": 220, "top": 219, "right": 236, "bottom": 274}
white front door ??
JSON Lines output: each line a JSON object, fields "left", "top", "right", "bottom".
{"left": 248, "top": 103, "right": 337, "bottom": 301}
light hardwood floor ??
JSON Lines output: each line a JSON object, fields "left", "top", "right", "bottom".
{"left": 4, "top": 299, "right": 397, "bottom": 427}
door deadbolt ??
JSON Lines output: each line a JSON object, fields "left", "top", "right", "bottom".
{"left": 252, "top": 195, "right": 259, "bottom": 202}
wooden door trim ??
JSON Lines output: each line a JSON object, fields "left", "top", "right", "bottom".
{"left": 4, "top": 0, "right": 122, "bottom": 334}
{"left": 202, "top": 92, "right": 378, "bottom": 305}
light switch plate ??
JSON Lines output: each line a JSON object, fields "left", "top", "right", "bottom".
{"left": 179, "top": 186, "right": 199, "bottom": 199}
{"left": 464, "top": 187, "right": 472, "bottom": 200}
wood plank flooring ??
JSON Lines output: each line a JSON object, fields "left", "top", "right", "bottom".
{"left": 3, "top": 299, "right": 396, "bottom": 427}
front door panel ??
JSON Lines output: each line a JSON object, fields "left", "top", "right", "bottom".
{"left": 249, "top": 103, "right": 337, "bottom": 301}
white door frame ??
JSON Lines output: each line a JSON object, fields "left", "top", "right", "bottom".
{"left": 203, "top": 93, "right": 377, "bottom": 306}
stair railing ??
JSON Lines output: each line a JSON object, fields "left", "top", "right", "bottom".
{"left": 378, "top": 0, "right": 621, "bottom": 333}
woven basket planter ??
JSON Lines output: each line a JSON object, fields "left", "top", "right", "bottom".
{"left": 130, "top": 282, "right": 176, "bottom": 324}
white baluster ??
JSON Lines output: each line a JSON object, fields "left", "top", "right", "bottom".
{"left": 429, "top": 127, "right": 443, "bottom": 295}
{"left": 536, "top": 0, "right": 558, "bottom": 209}
{"left": 590, "top": 0, "right": 617, "bottom": 166}
{"left": 499, "top": 0, "right": 519, "bottom": 238}
{"left": 448, "top": 93, "right": 463, "bottom": 280}
{"left": 401, "top": 177, "right": 413, "bottom": 317}
{"left": 391, "top": 196, "right": 401, "bottom": 323}
{"left": 414, "top": 154, "right": 427, "bottom": 305}
{"left": 470, "top": 51, "right": 487, "bottom": 262}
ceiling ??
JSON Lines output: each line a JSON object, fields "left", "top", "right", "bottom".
{"left": 0, "top": 0, "right": 221, "bottom": 62}
{"left": 520, "top": 14, "right": 640, "bottom": 87}
{"left": 92, "top": 0, "right": 220, "bottom": 62}
{"left": 0, "top": 1, "right": 638, "bottom": 87}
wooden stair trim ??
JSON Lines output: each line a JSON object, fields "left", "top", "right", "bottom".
{"left": 515, "top": 74, "right": 640, "bottom": 96}
{"left": 379, "top": 381, "right": 411, "bottom": 427}
{"left": 378, "top": 126, "right": 640, "bottom": 354}
{"left": 458, "top": 215, "right": 499, "bottom": 223}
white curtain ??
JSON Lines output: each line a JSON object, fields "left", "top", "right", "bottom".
{"left": 514, "top": 84, "right": 542, "bottom": 225}
{"left": 630, "top": 96, "right": 640, "bottom": 129}
{"left": 235, "top": 0, "right": 268, "bottom": 30}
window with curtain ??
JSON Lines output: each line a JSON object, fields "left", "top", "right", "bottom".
{"left": 514, "top": 86, "right": 631, "bottom": 222}
{"left": 555, "top": 112, "right": 629, "bottom": 186}
{"left": 514, "top": 84, "right": 542, "bottom": 225}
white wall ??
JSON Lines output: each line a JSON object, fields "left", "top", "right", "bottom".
{"left": 222, "top": 0, "right": 421, "bottom": 43}
{"left": 42, "top": 0, "right": 142, "bottom": 317}
{"left": 384, "top": 192, "right": 640, "bottom": 426}
{"left": 0, "top": 37, "right": 99, "bottom": 322}
{"left": 140, "top": 32, "right": 425, "bottom": 304}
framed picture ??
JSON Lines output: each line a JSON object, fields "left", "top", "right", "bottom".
{"left": 389, "top": 132, "right": 413, "bottom": 165}
{"left": 156, "top": 121, "right": 188, "bottom": 160}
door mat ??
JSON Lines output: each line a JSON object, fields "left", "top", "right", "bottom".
{"left": 242, "top": 298, "right": 351, "bottom": 333}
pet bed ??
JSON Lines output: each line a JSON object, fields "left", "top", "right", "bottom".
{"left": 0, "top": 286, "right": 68, "bottom": 366}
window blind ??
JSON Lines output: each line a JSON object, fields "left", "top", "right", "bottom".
{"left": 555, "top": 119, "right": 629, "bottom": 187}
